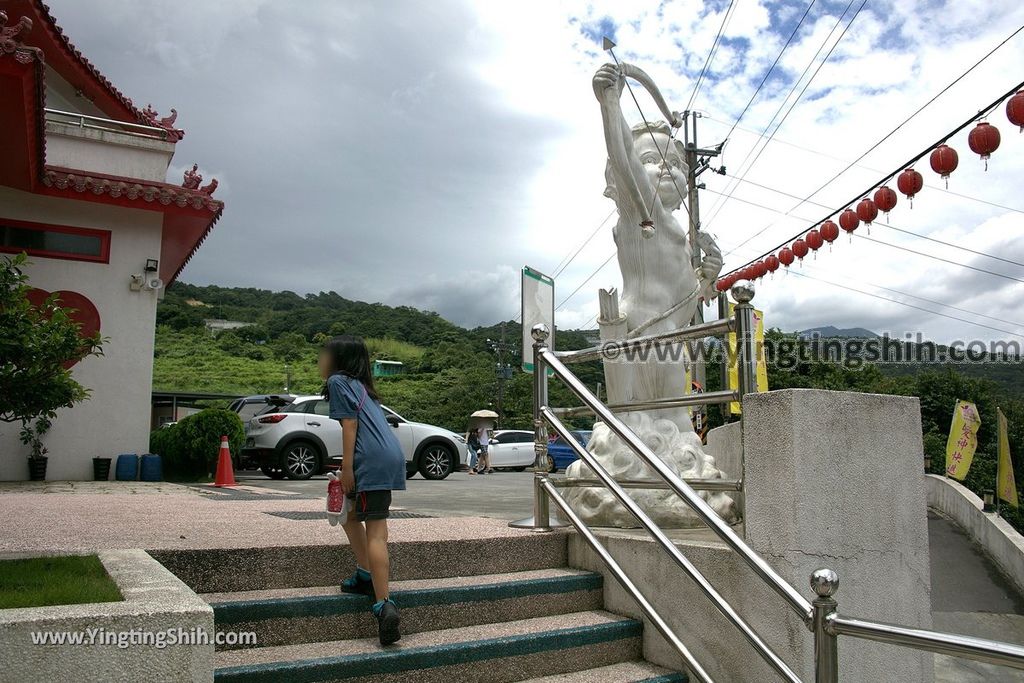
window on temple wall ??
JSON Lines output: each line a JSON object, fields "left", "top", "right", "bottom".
{"left": 0, "top": 219, "right": 111, "bottom": 263}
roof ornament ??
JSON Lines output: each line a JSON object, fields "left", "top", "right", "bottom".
{"left": 182, "top": 164, "right": 202, "bottom": 190}
{"left": 142, "top": 103, "right": 185, "bottom": 141}
{"left": 199, "top": 178, "right": 218, "bottom": 196}
{"left": 1, "top": 12, "right": 40, "bottom": 63}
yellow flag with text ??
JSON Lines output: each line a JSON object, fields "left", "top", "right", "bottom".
{"left": 945, "top": 400, "right": 980, "bottom": 481}
{"left": 727, "top": 304, "right": 769, "bottom": 415}
{"left": 998, "top": 407, "right": 1018, "bottom": 507}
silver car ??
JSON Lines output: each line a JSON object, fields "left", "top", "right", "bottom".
{"left": 242, "top": 395, "right": 468, "bottom": 480}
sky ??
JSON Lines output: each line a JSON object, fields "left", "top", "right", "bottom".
{"left": 42, "top": 0, "right": 1024, "bottom": 345}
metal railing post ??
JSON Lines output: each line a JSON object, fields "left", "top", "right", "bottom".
{"left": 718, "top": 290, "right": 731, "bottom": 396}
{"left": 732, "top": 280, "right": 758, "bottom": 401}
{"left": 510, "top": 324, "right": 565, "bottom": 531}
{"left": 811, "top": 568, "right": 840, "bottom": 683}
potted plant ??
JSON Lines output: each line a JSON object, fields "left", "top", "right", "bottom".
{"left": 1, "top": 254, "right": 104, "bottom": 480}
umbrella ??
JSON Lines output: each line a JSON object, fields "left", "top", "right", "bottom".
{"left": 470, "top": 410, "right": 499, "bottom": 419}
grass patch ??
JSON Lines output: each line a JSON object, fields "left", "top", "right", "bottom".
{"left": 0, "top": 555, "right": 123, "bottom": 609}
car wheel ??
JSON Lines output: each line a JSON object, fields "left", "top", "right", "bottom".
{"left": 283, "top": 441, "right": 320, "bottom": 480}
{"left": 406, "top": 464, "right": 417, "bottom": 480}
{"left": 418, "top": 444, "right": 454, "bottom": 480}
{"left": 261, "top": 466, "right": 286, "bottom": 480}
{"left": 547, "top": 459, "right": 557, "bottom": 474}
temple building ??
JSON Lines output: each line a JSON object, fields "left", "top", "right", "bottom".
{"left": 0, "top": 1, "right": 224, "bottom": 479}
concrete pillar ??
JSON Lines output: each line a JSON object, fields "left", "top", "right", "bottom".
{"left": 743, "top": 388, "right": 933, "bottom": 682}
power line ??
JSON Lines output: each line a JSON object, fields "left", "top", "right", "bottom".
{"left": 703, "top": 114, "right": 1024, "bottom": 216}
{"left": 556, "top": 252, "right": 616, "bottom": 310}
{"left": 854, "top": 233, "right": 1024, "bottom": 285}
{"left": 702, "top": 0, "right": 861, "bottom": 225}
{"left": 687, "top": 0, "right": 740, "bottom": 111}
{"left": 714, "top": 174, "right": 1024, "bottom": 269}
{"left": 722, "top": 0, "right": 818, "bottom": 141}
{"left": 552, "top": 210, "right": 615, "bottom": 278}
{"left": 785, "top": 269, "right": 1024, "bottom": 340}
{"left": 723, "top": 74, "right": 1024, "bottom": 275}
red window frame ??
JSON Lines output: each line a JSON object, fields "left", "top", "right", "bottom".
{"left": 0, "top": 217, "right": 111, "bottom": 264}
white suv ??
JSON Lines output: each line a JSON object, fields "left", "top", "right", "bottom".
{"left": 242, "top": 395, "right": 468, "bottom": 481}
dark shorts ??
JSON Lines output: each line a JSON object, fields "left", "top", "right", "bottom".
{"left": 347, "top": 490, "right": 392, "bottom": 521}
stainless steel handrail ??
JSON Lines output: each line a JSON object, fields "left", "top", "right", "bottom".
{"left": 44, "top": 108, "right": 170, "bottom": 140}
{"left": 550, "top": 477, "right": 742, "bottom": 492}
{"left": 541, "top": 346, "right": 814, "bottom": 625}
{"left": 544, "top": 407, "right": 802, "bottom": 682}
{"left": 541, "top": 479, "right": 715, "bottom": 683}
{"left": 552, "top": 389, "right": 738, "bottom": 418}
{"left": 553, "top": 316, "right": 734, "bottom": 364}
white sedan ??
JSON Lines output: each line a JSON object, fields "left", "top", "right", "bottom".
{"left": 487, "top": 430, "right": 536, "bottom": 470}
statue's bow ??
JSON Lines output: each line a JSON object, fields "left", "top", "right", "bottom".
{"left": 605, "top": 62, "right": 682, "bottom": 237}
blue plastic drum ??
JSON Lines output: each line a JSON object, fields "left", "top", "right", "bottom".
{"left": 115, "top": 453, "right": 138, "bottom": 481}
{"left": 139, "top": 453, "right": 163, "bottom": 482}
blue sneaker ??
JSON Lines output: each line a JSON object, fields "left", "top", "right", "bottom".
{"left": 341, "top": 567, "right": 374, "bottom": 596}
{"left": 373, "top": 598, "right": 401, "bottom": 645}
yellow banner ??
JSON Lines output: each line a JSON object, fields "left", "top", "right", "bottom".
{"left": 998, "top": 407, "right": 1018, "bottom": 507}
{"left": 727, "top": 304, "right": 768, "bottom": 415}
{"left": 945, "top": 400, "right": 980, "bottom": 481}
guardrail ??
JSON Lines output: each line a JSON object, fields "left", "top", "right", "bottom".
{"left": 44, "top": 108, "right": 170, "bottom": 141}
{"left": 511, "top": 280, "right": 1024, "bottom": 681}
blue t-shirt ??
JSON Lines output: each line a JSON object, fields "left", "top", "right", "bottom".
{"left": 327, "top": 374, "right": 406, "bottom": 492}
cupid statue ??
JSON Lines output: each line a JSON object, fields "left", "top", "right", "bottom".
{"left": 562, "top": 62, "right": 735, "bottom": 528}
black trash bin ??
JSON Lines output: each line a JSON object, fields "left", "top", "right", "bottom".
{"left": 93, "top": 457, "right": 112, "bottom": 481}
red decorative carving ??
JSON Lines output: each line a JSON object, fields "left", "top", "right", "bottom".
{"left": 43, "top": 168, "right": 223, "bottom": 212}
{"left": 182, "top": 164, "right": 202, "bottom": 189}
{"left": 1, "top": 11, "right": 42, "bottom": 63}
{"left": 199, "top": 178, "right": 218, "bottom": 196}
{"left": 141, "top": 103, "right": 185, "bottom": 141}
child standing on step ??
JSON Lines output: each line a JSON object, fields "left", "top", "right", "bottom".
{"left": 320, "top": 335, "right": 406, "bottom": 646}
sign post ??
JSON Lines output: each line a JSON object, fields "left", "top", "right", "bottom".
{"left": 521, "top": 266, "right": 554, "bottom": 373}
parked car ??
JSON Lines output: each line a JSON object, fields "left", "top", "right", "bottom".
{"left": 487, "top": 430, "right": 535, "bottom": 470}
{"left": 242, "top": 395, "right": 468, "bottom": 480}
{"left": 545, "top": 430, "right": 592, "bottom": 473}
{"left": 229, "top": 394, "right": 296, "bottom": 422}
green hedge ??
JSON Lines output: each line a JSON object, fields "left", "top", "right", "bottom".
{"left": 149, "top": 409, "right": 244, "bottom": 479}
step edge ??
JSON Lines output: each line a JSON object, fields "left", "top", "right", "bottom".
{"left": 214, "top": 617, "right": 642, "bottom": 682}
{"left": 213, "top": 572, "right": 602, "bottom": 625}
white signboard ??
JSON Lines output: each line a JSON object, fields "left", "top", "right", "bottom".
{"left": 521, "top": 266, "right": 554, "bottom": 373}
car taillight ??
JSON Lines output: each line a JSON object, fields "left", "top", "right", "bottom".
{"left": 258, "top": 414, "right": 288, "bottom": 424}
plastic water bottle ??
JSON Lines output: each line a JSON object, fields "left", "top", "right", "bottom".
{"left": 326, "top": 471, "right": 343, "bottom": 526}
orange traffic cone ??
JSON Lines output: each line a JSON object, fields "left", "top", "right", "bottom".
{"left": 213, "top": 435, "right": 237, "bottom": 487}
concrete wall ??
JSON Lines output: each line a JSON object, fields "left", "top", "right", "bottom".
{"left": 0, "top": 187, "right": 163, "bottom": 480}
{"left": 927, "top": 474, "right": 1024, "bottom": 597}
{"left": 0, "top": 550, "right": 214, "bottom": 682}
{"left": 571, "top": 388, "right": 935, "bottom": 681}
{"left": 45, "top": 121, "right": 175, "bottom": 183}
{"left": 705, "top": 420, "right": 742, "bottom": 479}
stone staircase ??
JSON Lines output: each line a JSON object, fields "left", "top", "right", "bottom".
{"left": 189, "top": 536, "right": 686, "bottom": 683}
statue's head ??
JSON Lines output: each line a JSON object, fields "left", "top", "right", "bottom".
{"left": 604, "top": 120, "right": 688, "bottom": 211}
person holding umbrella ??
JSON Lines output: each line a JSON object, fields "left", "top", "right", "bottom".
{"left": 467, "top": 410, "right": 498, "bottom": 474}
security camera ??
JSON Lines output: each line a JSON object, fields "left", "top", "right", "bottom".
{"left": 129, "top": 274, "right": 145, "bottom": 291}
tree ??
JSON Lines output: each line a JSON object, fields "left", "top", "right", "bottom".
{"left": 0, "top": 254, "right": 104, "bottom": 460}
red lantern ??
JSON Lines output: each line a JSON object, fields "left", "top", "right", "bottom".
{"left": 929, "top": 144, "right": 958, "bottom": 188}
{"left": 839, "top": 208, "right": 859, "bottom": 242}
{"left": 897, "top": 168, "right": 923, "bottom": 207}
{"left": 792, "top": 238, "right": 808, "bottom": 263}
{"left": 779, "top": 247, "right": 795, "bottom": 268}
{"left": 753, "top": 260, "right": 767, "bottom": 279}
{"left": 715, "top": 277, "right": 730, "bottom": 292}
{"left": 765, "top": 254, "right": 780, "bottom": 273}
{"left": 1008, "top": 90, "right": 1024, "bottom": 132}
{"left": 968, "top": 122, "right": 1001, "bottom": 170}
{"left": 806, "top": 229, "right": 823, "bottom": 258}
{"left": 820, "top": 220, "right": 840, "bottom": 249}
{"left": 873, "top": 186, "right": 897, "bottom": 216}
{"left": 856, "top": 197, "right": 878, "bottom": 234}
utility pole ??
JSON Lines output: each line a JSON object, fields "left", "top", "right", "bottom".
{"left": 487, "top": 322, "right": 515, "bottom": 428}
{"left": 681, "top": 110, "right": 725, "bottom": 392}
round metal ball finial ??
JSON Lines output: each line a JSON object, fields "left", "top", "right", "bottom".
{"left": 810, "top": 568, "right": 839, "bottom": 598}
{"left": 730, "top": 279, "right": 755, "bottom": 304}
{"left": 531, "top": 323, "right": 550, "bottom": 343}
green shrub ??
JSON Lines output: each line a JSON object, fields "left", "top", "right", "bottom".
{"left": 149, "top": 409, "right": 244, "bottom": 479}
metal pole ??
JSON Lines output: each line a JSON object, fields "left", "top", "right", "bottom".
{"left": 811, "top": 569, "right": 840, "bottom": 683}
{"left": 732, "top": 281, "right": 758, "bottom": 400}
{"left": 685, "top": 113, "right": 705, "bottom": 393}
{"left": 510, "top": 324, "right": 565, "bottom": 531}
{"left": 718, "top": 291, "right": 730, "bottom": 396}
